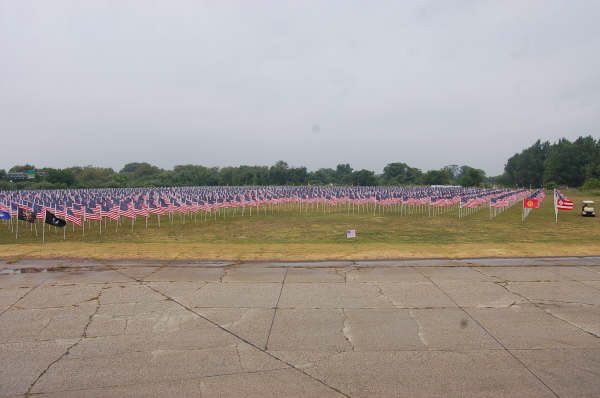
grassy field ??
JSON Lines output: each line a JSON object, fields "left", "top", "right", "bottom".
{"left": 1, "top": 189, "right": 599, "bottom": 261}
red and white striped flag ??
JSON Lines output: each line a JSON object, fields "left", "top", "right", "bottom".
{"left": 555, "top": 190, "right": 574, "bottom": 211}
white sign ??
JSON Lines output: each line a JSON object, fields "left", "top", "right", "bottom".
{"left": 346, "top": 229, "right": 356, "bottom": 239}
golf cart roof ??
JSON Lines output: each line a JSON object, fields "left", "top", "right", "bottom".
{"left": 583, "top": 200, "right": 595, "bottom": 204}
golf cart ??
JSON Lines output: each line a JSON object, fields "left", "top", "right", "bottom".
{"left": 581, "top": 201, "right": 596, "bottom": 217}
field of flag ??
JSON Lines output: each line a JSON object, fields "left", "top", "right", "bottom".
{"left": 0, "top": 186, "right": 597, "bottom": 260}
{"left": 0, "top": 186, "right": 533, "bottom": 237}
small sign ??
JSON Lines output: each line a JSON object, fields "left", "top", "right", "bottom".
{"left": 346, "top": 229, "right": 356, "bottom": 239}
{"left": 27, "top": 170, "right": 36, "bottom": 179}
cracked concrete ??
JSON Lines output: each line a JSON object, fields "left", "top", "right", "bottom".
{"left": 1, "top": 258, "right": 600, "bottom": 397}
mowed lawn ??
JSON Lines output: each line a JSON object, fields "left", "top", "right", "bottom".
{"left": 1, "top": 189, "right": 599, "bottom": 261}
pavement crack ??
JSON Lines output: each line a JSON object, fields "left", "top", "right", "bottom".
{"left": 143, "top": 264, "right": 168, "bottom": 280}
{"left": 542, "top": 309, "right": 600, "bottom": 339}
{"left": 37, "top": 316, "right": 54, "bottom": 338}
{"left": 25, "top": 286, "right": 105, "bottom": 397}
{"left": 225, "top": 308, "right": 252, "bottom": 329}
{"left": 408, "top": 309, "right": 428, "bottom": 346}
{"left": 375, "top": 283, "right": 397, "bottom": 307}
{"left": 497, "top": 281, "right": 600, "bottom": 339}
{"left": 471, "top": 267, "right": 496, "bottom": 280}
{"left": 102, "top": 264, "right": 350, "bottom": 397}
{"left": 341, "top": 308, "right": 355, "bottom": 351}
{"left": 234, "top": 344, "right": 244, "bottom": 369}
{"left": 411, "top": 267, "right": 561, "bottom": 398}
{"left": 0, "top": 281, "right": 45, "bottom": 318}
{"left": 218, "top": 267, "right": 231, "bottom": 283}
{"left": 334, "top": 268, "right": 350, "bottom": 286}
{"left": 264, "top": 268, "right": 288, "bottom": 350}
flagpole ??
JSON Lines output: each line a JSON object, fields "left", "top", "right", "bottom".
{"left": 554, "top": 188, "right": 558, "bottom": 223}
{"left": 42, "top": 208, "right": 45, "bottom": 245}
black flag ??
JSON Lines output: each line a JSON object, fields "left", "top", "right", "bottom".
{"left": 45, "top": 211, "right": 66, "bottom": 227}
{"left": 18, "top": 208, "right": 36, "bottom": 223}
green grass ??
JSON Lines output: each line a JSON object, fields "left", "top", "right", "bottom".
{"left": 1, "top": 189, "right": 599, "bottom": 261}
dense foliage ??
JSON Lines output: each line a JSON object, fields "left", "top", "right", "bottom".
{"left": 498, "top": 136, "right": 600, "bottom": 189}
{"left": 1, "top": 135, "right": 597, "bottom": 189}
{"left": 0, "top": 161, "right": 486, "bottom": 190}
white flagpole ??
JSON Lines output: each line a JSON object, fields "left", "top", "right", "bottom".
{"left": 42, "top": 207, "right": 45, "bottom": 244}
{"left": 554, "top": 188, "right": 558, "bottom": 223}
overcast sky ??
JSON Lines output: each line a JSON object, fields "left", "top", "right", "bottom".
{"left": 1, "top": 1, "right": 599, "bottom": 176}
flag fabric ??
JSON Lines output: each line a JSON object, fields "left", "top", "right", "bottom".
{"left": 0, "top": 186, "right": 533, "bottom": 224}
{"left": 523, "top": 199, "right": 539, "bottom": 209}
{"left": 18, "top": 207, "right": 37, "bottom": 223}
{"left": 555, "top": 190, "right": 574, "bottom": 211}
{"left": 346, "top": 229, "right": 356, "bottom": 239}
{"left": 0, "top": 211, "right": 10, "bottom": 220}
{"left": 556, "top": 199, "right": 574, "bottom": 210}
{"left": 554, "top": 189, "right": 574, "bottom": 222}
{"left": 65, "top": 209, "right": 82, "bottom": 226}
{"left": 45, "top": 211, "right": 66, "bottom": 227}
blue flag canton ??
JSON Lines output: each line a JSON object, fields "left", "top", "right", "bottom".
{"left": 0, "top": 211, "right": 10, "bottom": 220}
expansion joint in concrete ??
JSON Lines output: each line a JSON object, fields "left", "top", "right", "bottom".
{"left": 411, "top": 267, "right": 562, "bottom": 398}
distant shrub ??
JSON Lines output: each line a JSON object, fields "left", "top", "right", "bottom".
{"left": 581, "top": 178, "right": 600, "bottom": 190}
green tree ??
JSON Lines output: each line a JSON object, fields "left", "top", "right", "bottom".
{"left": 9, "top": 164, "right": 36, "bottom": 173}
{"left": 67, "top": 166, "right": 116, "bottom": 187}
{"left": 47, "top": 169, "right": 77, "bottom": 186}
{"left": 543, "top": 138, "right": 587, "bottom": 186}
{"left": 288, "top": 167, "right": 308, "bottom": 185}
{"left": 308, "top": 168, "right": 336, "bottom": 185}
{"left": 382, "top": 162, "right": 422, "bottom": 185}
{"left": 503, "top": 140, "right": 549, "bottom": 186}
{"left": 456, "top": 166, "right": 486, "bottom": 187}
{"left": 335, "top": 164, "right": 353, "bottom": 185}
{"left": 268, "top": 161, "right": 290, "bottom": 185}
{"left": 351, "top": 169, "right": 378, "bottom": 186}
{"left": 172, "top": 165, "right": 219, "bottom": 186}
{"left": 420, "top": 169, "right": 451, "bottom": 185}
{"left": 581, "top": 178, "right": 600, "bottom": 190}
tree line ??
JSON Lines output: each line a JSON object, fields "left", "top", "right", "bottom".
{"left": 0, "top": 161, "right": 486, "bottom": 190}
{"left": 1, "top": 135, "right": 597, "bottom": 189}
{"left": 497, "top": 135, "right": 600, "bottom": 189}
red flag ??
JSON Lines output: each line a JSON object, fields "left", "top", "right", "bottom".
{"left": 523, "top": 199, "right": 539, "bottom": 209}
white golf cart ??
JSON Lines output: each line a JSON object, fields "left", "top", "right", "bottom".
{"left": 581, "top": 201, "right": 596, "bottom": 217}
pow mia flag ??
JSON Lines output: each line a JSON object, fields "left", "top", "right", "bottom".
{"left": 45, "top": 210, "right": 66, "bottom": 227}
{"left": 18, "top": 208, "right": 36, "bottom": 223}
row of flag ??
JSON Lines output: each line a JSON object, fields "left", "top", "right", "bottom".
{"left": 0, "top": 208, "right": 66, "bottom": 227}
{"left": 0, "top": 186, "right": 530, "bottom": 227}
{"left": 522, "top": 189, "right": 573, "bottom": 211}
{"left": 520, "top": 189, "right": 575, "bottom": 223}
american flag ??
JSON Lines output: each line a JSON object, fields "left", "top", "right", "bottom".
{"left": 0, "top": 185, "right": 530, "bottom": 223}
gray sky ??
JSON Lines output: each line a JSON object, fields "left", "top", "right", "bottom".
{"left": 1, "top": 1, "right": 599, "bottom": 176}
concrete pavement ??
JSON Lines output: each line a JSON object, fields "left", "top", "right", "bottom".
{"left": 1, "top": 257, "right": 599, "bottom": 397}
